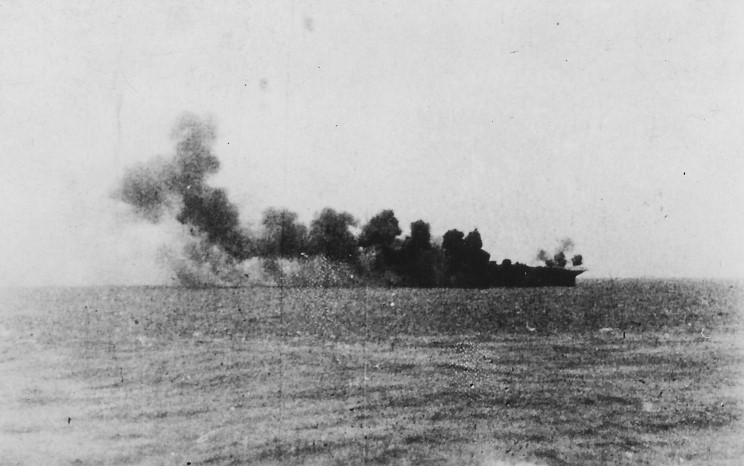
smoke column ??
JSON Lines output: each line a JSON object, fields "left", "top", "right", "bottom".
{"left": 536, "top": 238, "right": 578, "bottom": 268}
{"left": 115, "top": 113, "right": 249, "bottom": 286}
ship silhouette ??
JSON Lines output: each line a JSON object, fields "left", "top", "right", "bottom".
{"left": 488, "top": 262, "right": 586, "bottom": 287}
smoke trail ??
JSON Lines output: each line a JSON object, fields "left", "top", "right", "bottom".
{"left": 115, "top": 113, "right": 249, "bottom": 286}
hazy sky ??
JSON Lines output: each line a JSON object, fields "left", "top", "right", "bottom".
{"left": 1, "top": 1, "right": 742, "bottom": 285}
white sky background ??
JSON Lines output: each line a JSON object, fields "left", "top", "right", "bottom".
{"left": 1, "top": 0, "right": 742, "bottom": 285}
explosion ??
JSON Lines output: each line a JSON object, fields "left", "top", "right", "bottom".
{"left": 115, "top": 113, "right": 250, "bottom": 286}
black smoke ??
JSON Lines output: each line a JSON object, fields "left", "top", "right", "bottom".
{"left": 115, "top": 113, "right": 250, "bottom": 285}
{"left": 536, "top": 237, "right": 579, "bottom": 268}
{"left": 441, "top": 228, "right": 490, "bottom": 287}
{"left": 114, "top": 114, "right": 585, "bottom": 287}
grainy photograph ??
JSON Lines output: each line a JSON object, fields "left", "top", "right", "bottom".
{"left": 1, "top": 1, "right": 743, "bottom": 464}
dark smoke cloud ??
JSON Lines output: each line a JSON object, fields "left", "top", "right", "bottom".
{"left": 117, "top": 113, "right": 220, "bottom": 218}
{"left": 116, "top": 155, "right": 180, "bottom": 221}
{"left": 115, "top": 113, "right": 249, "bottom": 286}
{"left": 536, "top": 238, "right": 578, "bottom": 268}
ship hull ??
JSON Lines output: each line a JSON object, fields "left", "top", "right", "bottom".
{"left": 491, "top": 264, "right": 586, "bottom": 287}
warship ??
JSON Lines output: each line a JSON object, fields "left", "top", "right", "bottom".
{"left": 490, "top": 262, "right": 586, "bottom": 287}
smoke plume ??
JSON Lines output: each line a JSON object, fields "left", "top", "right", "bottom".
{"left": 115, "top": 113, "right": 249, "bottom": 286}
{"left": 536, "top": 249, "right": 550, "bottom": 263}
{"left": 536, "top": 237, "right": 578, "bottom": 268}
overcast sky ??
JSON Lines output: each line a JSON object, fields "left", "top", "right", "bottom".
{"left": 1, "top": 1, "right": 742, "bottom": 285}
